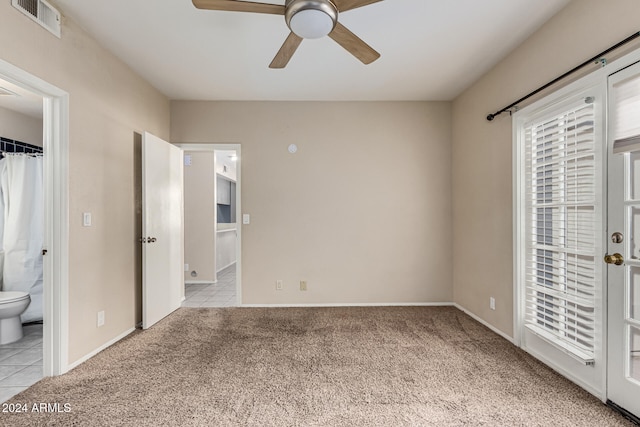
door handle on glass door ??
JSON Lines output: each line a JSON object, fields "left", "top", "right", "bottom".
{"left": 604, "top": 253, "right": 624, "bottom": 265}
{"left": 611, "top": 232, "right": 624, "bottom": 243}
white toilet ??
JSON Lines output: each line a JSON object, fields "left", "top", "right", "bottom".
{"left": 0, "top": 291, "right": 31, "bottom": 345}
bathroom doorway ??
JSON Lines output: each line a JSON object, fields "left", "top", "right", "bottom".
{"left": 177, "top": 144, "right": 242, "bottom": 308}
{"left": 0, "top": 59, "right": 70, "bottom": 390}
{"left": 0, "top": 76, "right": 44, "bottom": 402}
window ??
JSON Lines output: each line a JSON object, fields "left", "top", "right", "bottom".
{"left": 519, "top": 96, "right": 602, "bottom": 363}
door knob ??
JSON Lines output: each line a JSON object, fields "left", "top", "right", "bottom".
{"left": 604, "top": 253, "right": 624, "bottom": 265}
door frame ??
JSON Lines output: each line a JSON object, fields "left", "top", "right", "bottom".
{"left": 0, "top": 59, "right": 70, "bottom": 376}
{"left": 176, "top": 143, "right": 242, "bottom": 306}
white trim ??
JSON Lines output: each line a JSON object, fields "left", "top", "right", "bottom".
{"left": 241, "top": 302, "right": 455, "bottom": 308}
{"left": 185, "top": 280, "right": 217, "bottom": 285}
{"left": 0, "top": 59, "right": 70, "bottom": 376}
{"left": 47, "top": 93, "right": 70, "bottom": 376}
{"left": 175, "top": 143, "right": 242, "bottom": 307}
{"left": 453, "top": 303, "right": 515, "bottom": 343}
{"left": 513, "top": 112, "right": 523, "bottom": 348}
{"left": 66, "top": 328, "right": 135, "bottom": 371}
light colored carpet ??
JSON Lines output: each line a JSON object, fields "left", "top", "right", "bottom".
{"left": 3, "top": 307, "right": 634, "bottom": 426}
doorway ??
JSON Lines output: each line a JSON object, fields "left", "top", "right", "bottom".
{"left": 0, "top": 59, "right": 70, "bottom": 383}
{"left": 0, "top": 78, "right": 44, "bottom": 402}
{"left": 178, "top": 144, "right": 242, "bottom": 308}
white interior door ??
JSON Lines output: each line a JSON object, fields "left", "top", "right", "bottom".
{"left": 606, "top": 63, "right": 640, "bottom": 419}
{"left": 142, "top": 132, "right": 184, "bottom": 329}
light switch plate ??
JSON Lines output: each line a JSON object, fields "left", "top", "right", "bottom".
{"left": 243, "top": 214, "right": 250, "bottom": 225}
{"left": 83, "top": 212, "right": 92, "bottom": 227}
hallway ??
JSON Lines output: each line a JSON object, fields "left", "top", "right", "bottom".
{"left": 182, "top": 264, "right": 236, "bottom": 308}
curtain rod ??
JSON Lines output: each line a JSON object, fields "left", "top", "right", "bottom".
{"left": 486, "top": 31, "right": 640, "bottom": 122}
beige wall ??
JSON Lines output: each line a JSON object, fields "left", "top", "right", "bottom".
{"left": 0, "top": 4, "right": 170, "bottom": 363}
{"left": 451, "top": 0, "right": 640, "bottom": 336}
{"left": 171, "top": 101, "right": 453, "bottom": 304}
{"left": 184, "top": 151, "right": 216, "bottom": 282}
{"left": 0, "top": 106, "right": 42, "bottom": 147}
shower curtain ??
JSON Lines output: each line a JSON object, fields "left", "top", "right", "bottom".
{"left": 0, "top": 154, "right": 44, "bottom": 323}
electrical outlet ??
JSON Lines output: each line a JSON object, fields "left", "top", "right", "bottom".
{"left": 276, "top": 280, "right": 283, "bottom": 290}
{"left": 300, "top": 281, "right": 307, "bottom": 291}
{"left": 490, "top": 297, "right": 496, "bottom": 311}
{"left": 97, "top": 310, "right": 105, "bottom": 327}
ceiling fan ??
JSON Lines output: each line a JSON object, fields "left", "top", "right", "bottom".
{"left": 192, "top": 0, "right": 383, "bottom": 68}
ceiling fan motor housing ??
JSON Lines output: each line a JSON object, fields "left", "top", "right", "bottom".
{"left": 285, "top": 0, "right": 339, "bottom": 39}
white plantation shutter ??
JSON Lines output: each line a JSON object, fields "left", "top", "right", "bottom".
{"left": 523, "top": 99, "right": 601, "bottom": 362}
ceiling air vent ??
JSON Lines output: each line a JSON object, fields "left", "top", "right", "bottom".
{"left": 12, "top": 0, "right": 61, "bottom": 38}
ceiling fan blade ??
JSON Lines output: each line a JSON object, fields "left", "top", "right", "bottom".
{"left": 328, "top": 22, "right": 380, "bottom": 65}
{"left": 332, "top": 0, "right": 384, "bottom": 13}
{"left": 269, "top": 32, "right": 303, "bottom": 69}
{"left": 192, "top": 0, "right": 285, "bottom": 15}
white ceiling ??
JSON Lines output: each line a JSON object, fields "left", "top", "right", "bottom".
{"left": 52, "top": 0, "right": 570, "bottom": 101}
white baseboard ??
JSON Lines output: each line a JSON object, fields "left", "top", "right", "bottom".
{"left": 66, "top": 327, "right": 136, "bottom": 371}
{"left": 453, "top": 303, "right": 514, "bottom": 343}
{"left": 185, "top": 280, "right": 216, "bottom": 285}
{"left": 240, "top": 302, "right": 455, "bottom": 308}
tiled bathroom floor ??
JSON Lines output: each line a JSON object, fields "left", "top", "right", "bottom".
{"left": 182, "top": 264, "right": 237, "bottom": 308}
{"left": 0, "top": 323, "right": 43, "bottom": 403}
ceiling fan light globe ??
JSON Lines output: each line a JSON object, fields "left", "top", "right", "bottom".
{"left": 290, "top": 9, "right": 334, "bottom": 39}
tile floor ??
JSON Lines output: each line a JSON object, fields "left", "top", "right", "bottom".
{"left": 182, "top": 264, "right": 237, "bottom": 308}
{"left": 0, "top": 323, "right": 43, "bottom": 403}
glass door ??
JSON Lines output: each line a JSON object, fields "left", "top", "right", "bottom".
{"left": 606, "top": 62, "right": 640, "bottom": 419}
